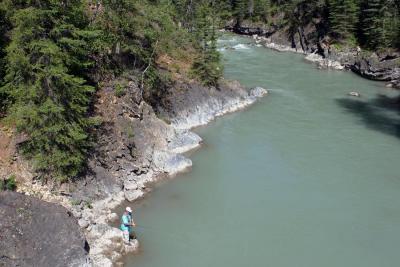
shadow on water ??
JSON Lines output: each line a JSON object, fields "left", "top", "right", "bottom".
{"left": 336, "top": 94, "right": 400, "bottom": 139}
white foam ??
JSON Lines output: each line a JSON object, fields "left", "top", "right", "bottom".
{"left": 233, "top": 44, "right": 250, "bottom": 50}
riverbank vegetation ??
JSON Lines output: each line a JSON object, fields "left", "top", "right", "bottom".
{"left": 224, "top": 0, "right": 399, "bottom": 50}
{"left": 0, "top": 0, "right": 222, "bottom": 181}
{"left": 0, "top": 174, "right": 17, "bottom": 191}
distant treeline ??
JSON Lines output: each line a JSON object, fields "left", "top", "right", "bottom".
{"left": 213, "top": 0, "right": 399, "bottom": 49}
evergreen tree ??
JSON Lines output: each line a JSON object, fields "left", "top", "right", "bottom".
{"left": 360, "top": 0, "right": 399, "bottom": 49}
{"left": 252, "top": 0, "right": 271, "bottom": 22}
{"left": 328, "top": 0, "right": 360, "bottom": 39}
{"left": 1, "top": 0, "right": 96, "bottom": 181}
{"left": 0, "top": 1, "right": 13, "bottom": 115}
{"left": 191, "top": 0, "right": 223, "bottom": 87}
{"left": 232, "top": 0, "right": 248, "bottom": 27}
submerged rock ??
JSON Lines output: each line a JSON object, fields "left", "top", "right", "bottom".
{"left": 348, "top": 91, "right": 361, "bottom": 97}
{"left": 0, "top": 191, "right": 90, "bottom": 267}
{"left": 168, "top": 130, "right": 202, "bottom": 154}
{"left": 249, "top": 87, "right": 268, "bottom": 98}
{"left": 153, "top": 150, "right": 192, "bottom": 175}
{"left": 124, "top": 189, "right": 144, "bottom": 202}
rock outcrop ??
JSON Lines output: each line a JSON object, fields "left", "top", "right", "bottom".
{"left": 0, "top": 191, "right": 90, "bottom": 267}
{"left": 156, "top": 80, "right": 268, "bottom": 129}
{"left": 229, "top": 23, "right": 400, "bottom": 88}
{"left": 350, "top": 56, "right": 400, "bottom": 83}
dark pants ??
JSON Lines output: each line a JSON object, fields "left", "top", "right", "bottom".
{"left": 129, "top": 230, "right": 137, "bottom": 240}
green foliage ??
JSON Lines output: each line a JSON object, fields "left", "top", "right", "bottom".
{"left": 70, "top": 199, "right": 82, "bottom": 206}
{"left": 0, "top": 175, "right": 17, "bottom": 191}
{"left": 190, "top": 1, "right": 223, "bottom": 87}
{"left": 328, "top": 0, "right": 360, "bottom": 39}
{"left": 231, "top": 0, "right": 272, "bottom": 24}
{"left": 0, "top": 2, "right": 12, "bottom": 114}
{"left": 170, "top": 0, "right": 224, "bottom": 86}
{"left": 252, "top": 0, "right": 271, "bottom": 22}
{"left": 359, "top": 0, "right": 400, "bottom": 49}
{"left": 1, "top": 1, "right": 96, "bottom": 181}
{"left": 6, "top": 175, "right": 16, "bottom": 191}
{"left": 0, "top": 0, "right": 223, "bottom": 182}
{"left": 95, "top": 0, "right": 197, "bottom": 89}
{"left": 233, "top": 0, "right": 248, "bottom": 26}
{"left": 114, "top": 83, "right": 126, "bottom": 97}
{"left": 220, "top": 0, "right": 399, "bottom": 49}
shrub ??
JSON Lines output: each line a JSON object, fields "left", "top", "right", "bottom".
{"left": 0, "top": 174, "right": 17, "bottom": 191}
{"left": 6, "top": 175, "right": 16, "bottom": 191}
{"left": 115, "top": 83, "right": 126, "bottom": 97}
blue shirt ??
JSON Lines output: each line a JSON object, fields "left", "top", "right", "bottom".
{"left": 120, "top": 213, "right": 132, "bottom": 232}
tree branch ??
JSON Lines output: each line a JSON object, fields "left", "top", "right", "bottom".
{"left": 140, "top": 40, "right": 158, "bottom": 92}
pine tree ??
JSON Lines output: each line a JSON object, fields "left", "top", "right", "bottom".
{"left": 0, "top": 1, "right": 13, "bottom": 114}
{"left": 233, "top": 0, "right": 248, "bottom": 27}
{"left": 191, "top": 0, "right": 223, "bottom": 87}
{"left": 361, "top": 0, "right": 383, "bottom": 48}
{"left": 252, "top": 0, "right": 271, "bottom": 22}
{"left": 360, "top": 0, "right": 399, "bottom": 49}
{"left": 328, "top": 0, "right": 360, "bottom": 39}
{"left": 1, "top": 0, "right": 97, "bottom": 181}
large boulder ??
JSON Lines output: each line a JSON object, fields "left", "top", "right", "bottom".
{"left": 0, "top": 191, "right": 90, "bottom": 267}
{"left": 350, "top": 57, "right": 400, "bottom": 82}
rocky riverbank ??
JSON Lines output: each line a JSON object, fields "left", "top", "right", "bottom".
{"left": 2, "top": 78, "right": 267, "bottom": 267}
{"left": 226, "top": 25, "right": 400, "bottom": 89}
{"left": 72, "top": 79, "right": 267, "bottom": 266}
{"left": 82, "top": 79, "right": 266, "bottom": 266}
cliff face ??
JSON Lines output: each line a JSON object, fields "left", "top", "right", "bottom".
{"left": 0, "top": 191, "right": 90, "bottom": 267}
{"left": 69, "top": 78, "right": 266, "bottom": 202}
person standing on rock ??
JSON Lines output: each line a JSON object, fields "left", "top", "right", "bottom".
{"left": 121, "top": 207, "right": 136, "bottom": 243}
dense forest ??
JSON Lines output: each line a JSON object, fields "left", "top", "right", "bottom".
{"left": 225, "top": 0, "right": 400, "bottom": 50}
{"left": 0, "top": 0, "right": 223, "bottom": 181}
{"left": 0, "top": 0, "right": 399, "bottom": 182}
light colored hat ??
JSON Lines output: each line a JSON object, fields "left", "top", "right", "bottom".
{"left": 126, "top": 207, "right": 132, "bottom": 213}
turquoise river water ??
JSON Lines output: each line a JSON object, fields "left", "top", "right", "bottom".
{"left": 125, "top": 35, "right": 400, "bottom": 267}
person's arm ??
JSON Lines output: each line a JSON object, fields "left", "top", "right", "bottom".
{"left": 128, "top": 214, "right": 136, "bottom": 227}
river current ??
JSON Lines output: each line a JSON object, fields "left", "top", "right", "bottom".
{"left": 125, "top": 35, "right": 400, "bottom": 267}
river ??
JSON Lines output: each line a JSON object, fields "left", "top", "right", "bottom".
{"left": 124, "top": 34, "right": 400, "bottom": 267}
